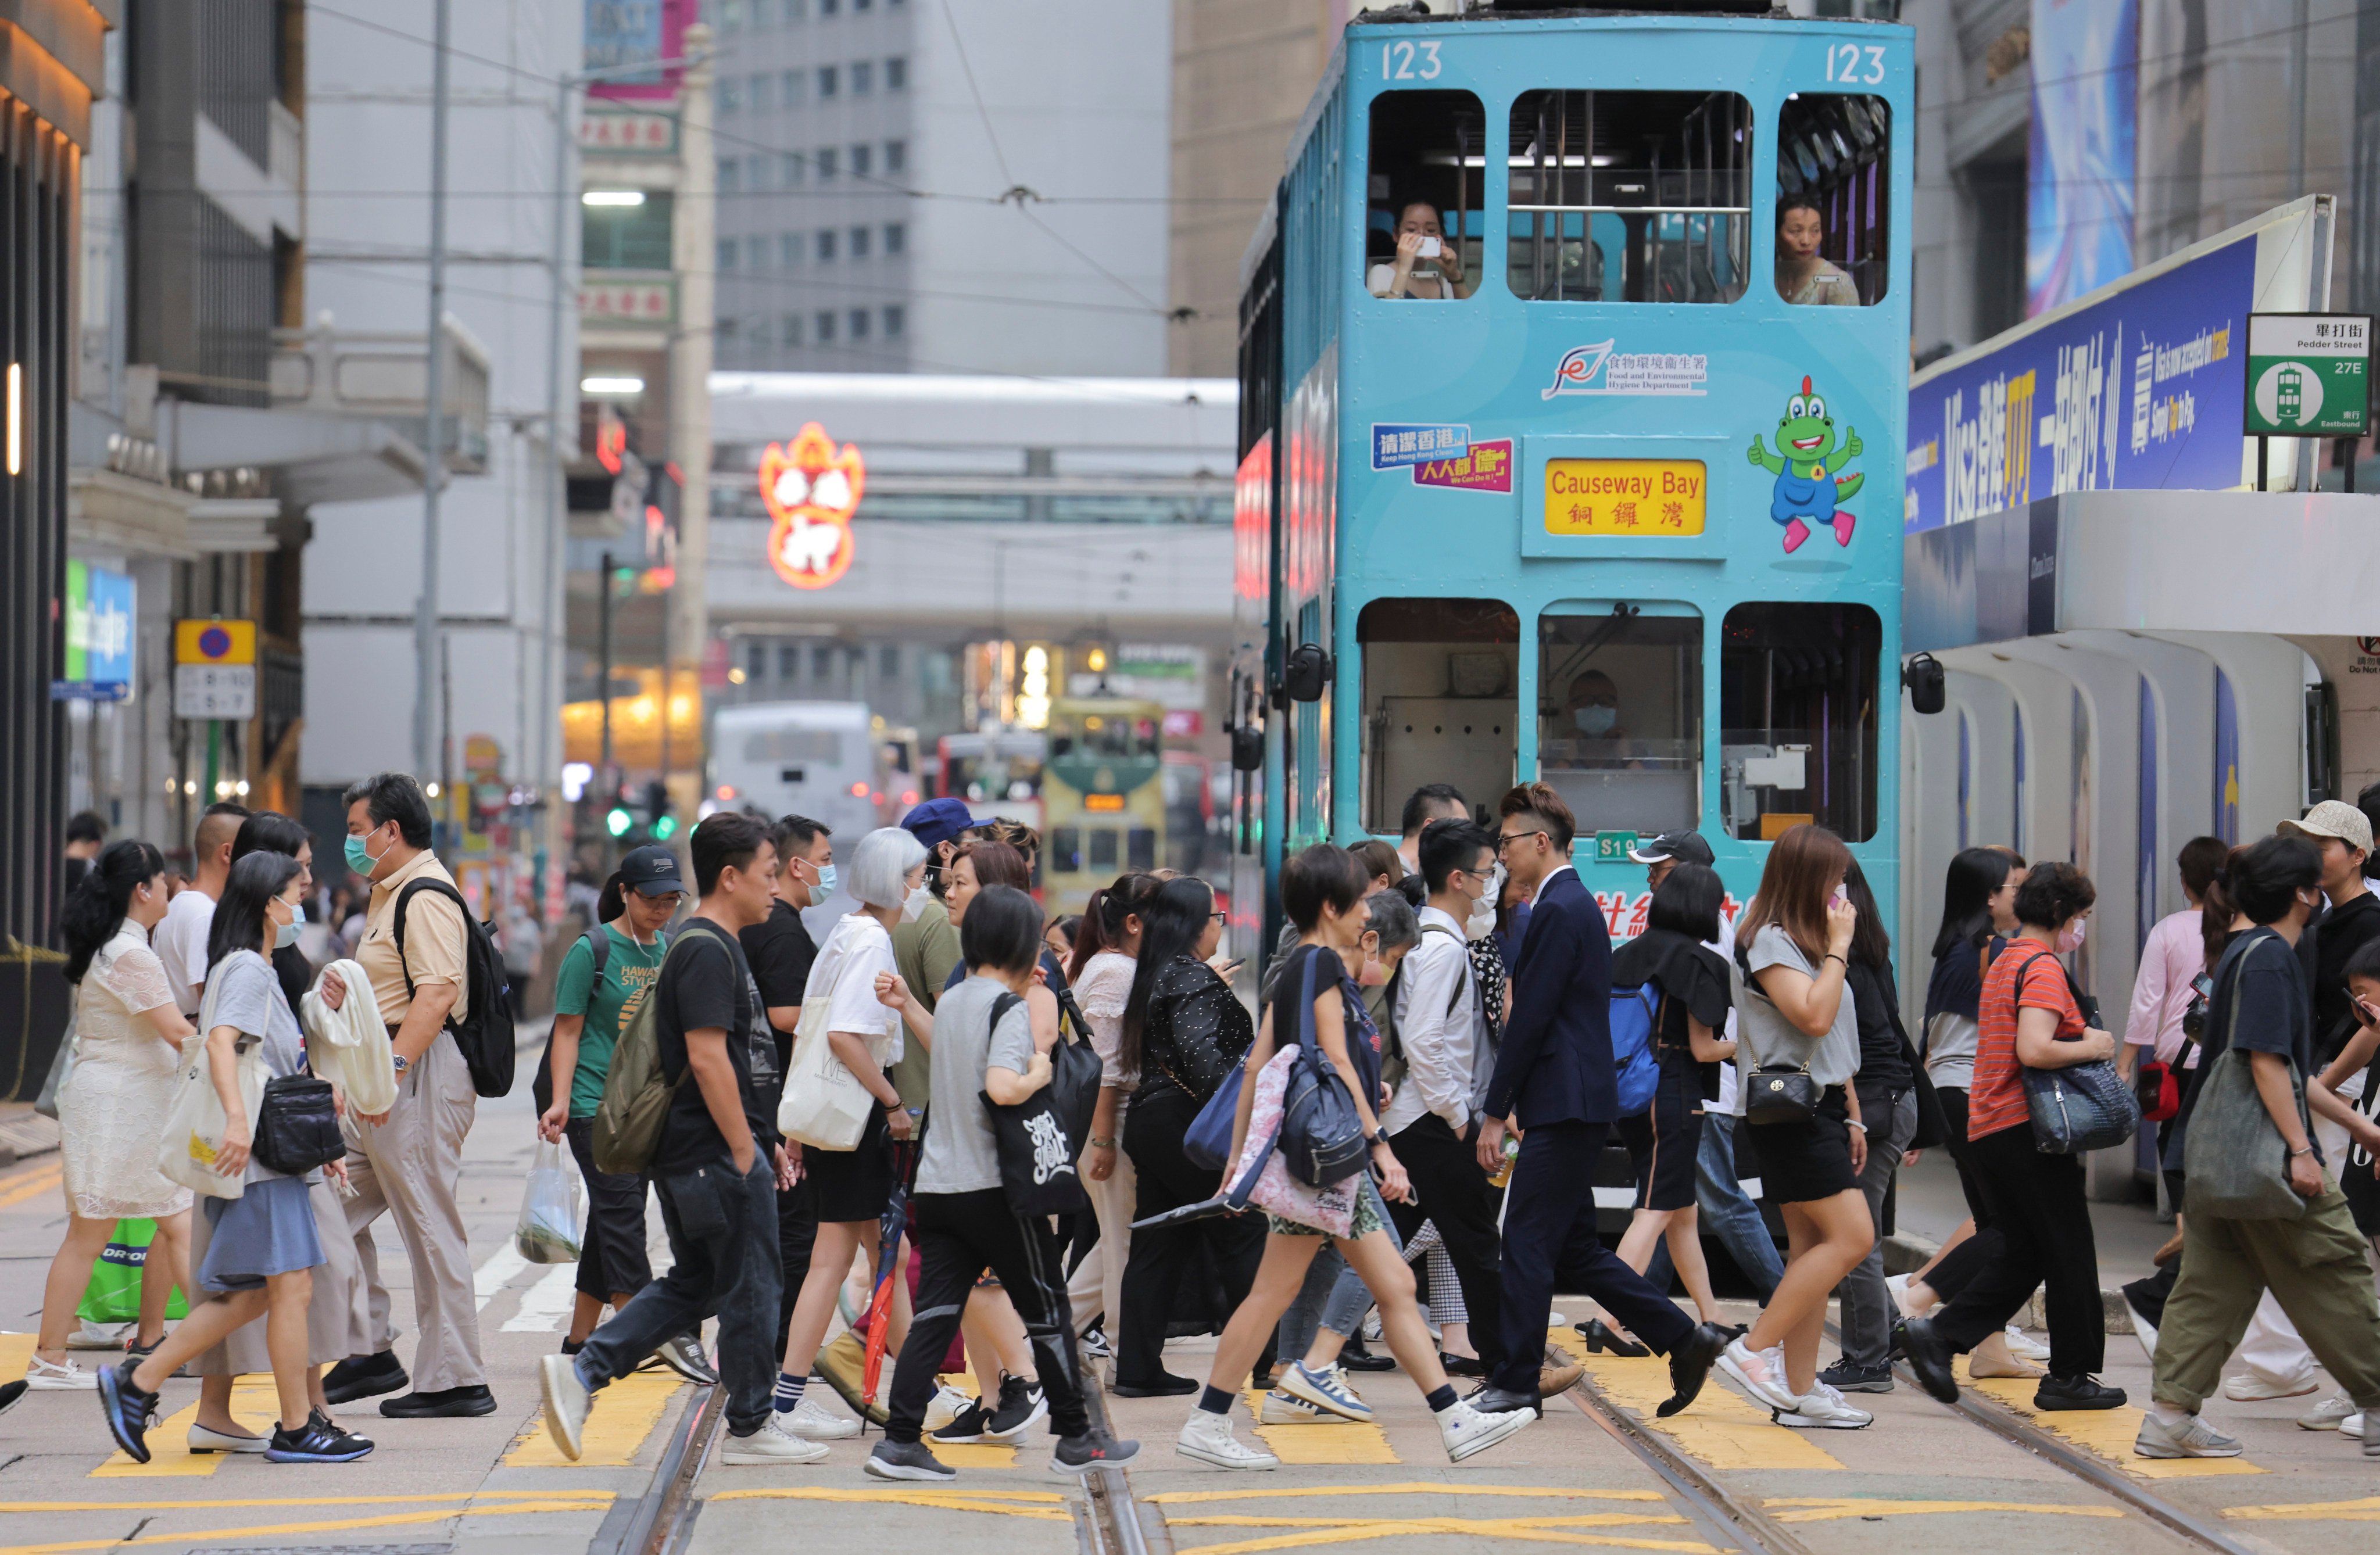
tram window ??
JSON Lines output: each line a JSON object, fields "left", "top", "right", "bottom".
{"left": 1128, "top": 827, "right": 1157, "bottom": 872}
{"left": 1719, "top": 601, "right": 1881, "bottom": 842}
{"left": 1366, "top": 91, "right": 1486, "bottom": 301}
{"left": 1506, "top": 91, "right": 1750, "bottom": 303}
{"left": 1089, "top": 829, "right": 1119, "bottom": 871}
{"left": 1358, "top": 598, "right": 1519, "bottom": 832}
{"left": 1049, "top": 827, "right": 1083, "bottom": 875}
{"left": 1537, "top": 608, "right": 1701, "bottom": 833}
{"left": 1775, "top": 94, "right": 1889, "bottom": 306}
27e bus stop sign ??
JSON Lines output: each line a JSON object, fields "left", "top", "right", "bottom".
{"left": 2245, "top": 313, "right": 2371, "bottom": 437}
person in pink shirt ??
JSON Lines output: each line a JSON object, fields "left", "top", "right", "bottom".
{"left": 2121, "top": 837, "right": 2232, "bottom": 1081}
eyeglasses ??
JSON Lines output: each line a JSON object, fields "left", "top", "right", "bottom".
{"left": 1496, "top": 829, "right": 1547, "bottom": 851}
{"left": 1208, "top": 911, "right": 1227, "bottom": 923}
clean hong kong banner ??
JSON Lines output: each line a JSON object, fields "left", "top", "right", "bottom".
{"left": 1906, "top": 229, "right": 2252, "bottom": 533}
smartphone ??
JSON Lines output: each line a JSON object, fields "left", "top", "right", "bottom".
{"left": 2191, "top": 973, "right": 2214, "bottom": 999}
{"left": 1416, "top": 236, "right": 1442, "bottom": 258}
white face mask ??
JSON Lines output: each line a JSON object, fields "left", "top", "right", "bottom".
{"left": 901, "top": 882, "right": 932, "bottom": 922}
{"left": 1465, "top": 865, "right": 1502, "bottom": 940}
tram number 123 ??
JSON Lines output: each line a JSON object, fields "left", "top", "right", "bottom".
{"left": 1381, "top": 40, "right": 1444, "bottom": 81}
{"left": 1826, "top": 43, "right": 1888, "bottom": 85}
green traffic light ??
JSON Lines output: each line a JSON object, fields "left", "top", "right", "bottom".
{"left": 652, "top": 814, "right": 677, "bottom": 840}
{"left": 606, "top": 807, "right": 633, "bottom": 837}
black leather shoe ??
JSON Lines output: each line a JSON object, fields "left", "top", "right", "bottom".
{"left": 1438, "top": 1351, "right": 1486, "bottom": 1377}
{"left": 1108, "top": 1373, "right": 1199, "bottom": 1398}
{"left": 323, "top": 1352, "right": 408, "bottom": 1405}
{"left": 1468, "top": 1383, "right": 1540, "bottom": 1417}
{"left": 1576, "top": 1318, "right": 1649, "bottom": 1357}
{"left": 1337, "top": 1341, "right": 1396, "bottom": 1373}
{"left": 2035, "top": 1373, "right": 2126, "bottom": 1411}
{"left": 1657, "top": 1322, "right": 1728, "bottom": 1418}
{"left": 1901, "top": 1318, "right": 1960, "bottom": 1404}
{"left": 379, "top": 1384, "right": 497, "bottom": 1418}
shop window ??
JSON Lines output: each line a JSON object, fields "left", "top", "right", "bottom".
{"left": 1357, "top": 598, "right": 1518, "bottom": 833}
{"left": 1507, "top": 91, "right": 1750, "bottom": 303}
{"left": 1719, "top": 601, "right": 1880, "bottom": 841}
{"left": 1537, "top": 605, "right": 1701, "bottom": 833}
{"left": 1365, "top": 91, "right": 1486, "bottom": 301}
{"left": 1774, "top": 94, "right": 1889, "bottom": 306}
{"left": 582, "top": 193, "right": 673, "bottom": 270}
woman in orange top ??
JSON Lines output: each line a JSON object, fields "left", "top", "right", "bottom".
{"left": 1902, "top": 862, "right": 2124, "bottom": 1411}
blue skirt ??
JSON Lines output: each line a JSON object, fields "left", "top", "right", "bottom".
{"left": 198, "top": 1176, "right": 324, "bottom": 1292}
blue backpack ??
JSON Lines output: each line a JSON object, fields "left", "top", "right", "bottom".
{"left": 1606, "top": 984, "right": 1663, "bottom": 1116}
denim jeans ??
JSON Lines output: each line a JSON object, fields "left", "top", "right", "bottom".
{"left": 1276, "top": 1177, "right": 1402, "bottom": 1361}
{"left": 1696, "top": 1111, "right": 1784, "bottom": 1299}
{"left": 1833, "top": 1088, "right": 1918, "bottom": 1369}
{"left": 575, "top": 1152, "right": 782, "bottom": 1435}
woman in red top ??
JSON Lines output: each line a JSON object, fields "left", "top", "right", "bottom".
{"left": 1903, "top": 863, "right": 2125, "bottom": 1412}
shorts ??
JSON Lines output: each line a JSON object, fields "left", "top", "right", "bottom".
{"left": 1616, "top": 1070, "right": 1705, "bottom": 1213}
{"left": 804, "top": 1102, "right": 899, "bottom": 1224}
{"left": 1741, "top": 1085, "right": 1858, "bottom": 1206}
{"left": 565, "top": 1116, "right": 654, "bottom": 1300}
{"left": 197, "top": 1176, "right": 324, "bottom": 1293}
{"left": 1269, "top": 1177, "right": 1388, "bottom": 1241}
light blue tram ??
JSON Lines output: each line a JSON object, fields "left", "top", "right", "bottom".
{"left": 1228, "top": 1, "right": 1917, "bottom": 966}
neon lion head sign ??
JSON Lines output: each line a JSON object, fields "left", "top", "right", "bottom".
{"left": 760, "top": 422, "right": 865, "bottom": 589}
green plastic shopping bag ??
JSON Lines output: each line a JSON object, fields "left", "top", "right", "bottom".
{"left": 76, "top": 1219, "right": 188, "bottom": 1324}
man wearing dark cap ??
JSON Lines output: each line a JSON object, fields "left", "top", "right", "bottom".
{"left": 890, "top": 798, "right": 975, "bottom": 1113}
{"left": 1627, "top": 829, "right": 1715, "bottom": 883}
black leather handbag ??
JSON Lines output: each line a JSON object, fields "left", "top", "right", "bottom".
{"left": 252, "top": 1074, "right": 345, "bottom": 1176}
{"left": 1744, "top": 1064, "right": 1821, "bottom": 1125}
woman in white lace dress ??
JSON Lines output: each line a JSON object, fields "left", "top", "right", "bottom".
{"left": 29, "top": 841, "right": 194, "bottom": 1390}
{"left": 1064, "top": 873, "right": 1159, "bottom": 1346}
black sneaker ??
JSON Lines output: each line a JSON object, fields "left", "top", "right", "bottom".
{"left": 930, "top": 1396, "right": 996, "bottom": 1444}
{"left": 380, "top": 1384, "right": 497, "bottom": 1418}
{"left": 96, "top": 1361, "right": 157, "bottom": 1464}
{"left": 2036, "top": 1374, "right": 2127, "bottom": 1411}
{"left": 265, "top": 1417, "right": 374, "bottom": 1463}
{"left": 984, "top": 1375, "right": 1048, "bottom": 1443}
{"left": 1050, "top": 1429, "right": 1140, "bottom": 1474}
{"left": 1817, "top": 1359, "right": 1895, "bottom": 1394}
{"left": 323, "top": 1352, "right": 409, "bottom": 1404}
{"left": 1899, "top": 1318, "right": 1960, "bottom": 1404}
{"left": 0, "top": 1380, "right": 26, "bottom": 1417}
{"left": 865, "top": 1438, "right": 957, "bottom": 1481}
{"left": 310, "top": 1409, "right": 371, "bottom": 1449}
{"left": 1109, "top": 1372, "right": 1198, "bottom": 1398}
{"left": 560, "top": 1338, "right": 585, "bottom": 1357}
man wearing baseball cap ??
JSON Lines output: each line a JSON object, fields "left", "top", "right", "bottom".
{"left": 2281, "top": 800, "right": 2380, "bottom": 1067}
{"left": 1628, "top": 830, "right": 1716, "bottom": 883}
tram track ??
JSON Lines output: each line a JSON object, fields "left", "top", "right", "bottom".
{"left": 1561, "top": 1374, "right": 1819, "bottom": 1555}
{"left": 591, "top": 1377, "right": 722, "bottom": 1555}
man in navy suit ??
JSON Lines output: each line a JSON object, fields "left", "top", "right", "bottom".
{"left": 1473, "top": 783, "right": 1726, "bottom": 1418}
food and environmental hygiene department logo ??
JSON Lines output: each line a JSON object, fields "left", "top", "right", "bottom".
{"left": 1543, "top": 341, "right": 1709, "bottom": 399}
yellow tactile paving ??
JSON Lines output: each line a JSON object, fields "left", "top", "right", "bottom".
{"left": 1953, "top": 1358, "right": 2265, "bottom": 1480}
{"left": 2223, "top": 1495, "right": 2380, "bottom": 1522}
{"left": 1150, "top": 1484, "right": 1711, "bottom": 1555}
{"left": 1239, "top": 1386, "right": 1399, "bottom": 1465}
{"left": 707, "top": 1485, "right": 1069, "bottom": 1520}
{"left": 94, "top": 1374, "right": 284, "bottom": 1478}
{"left": 1548, "top": 1325, "right": 1845, "bottom": 1472}
{"left": 0, "top": 1492, "right": 614, "bottom": 1555}
{"left": 1766, "top": 1497, "right": 2125, "bottom": 1524}
{"left": 507, "top": 1367, "right": 686, "bottom": 1467}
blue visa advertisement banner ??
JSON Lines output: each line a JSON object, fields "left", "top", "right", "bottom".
{"left": 1905, "top": 232, "right": 2252, "bottom": 534}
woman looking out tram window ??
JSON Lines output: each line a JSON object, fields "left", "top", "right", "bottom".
{"left": 1367, "top": 201, "right": 1472, "bottom": 300}
{"left": 1774, "top": 195, "right": 1860, "bottom": 307}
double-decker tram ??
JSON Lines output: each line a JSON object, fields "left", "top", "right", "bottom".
{"left": 1230, "top": 0, "right": 1914, "bottom": 960}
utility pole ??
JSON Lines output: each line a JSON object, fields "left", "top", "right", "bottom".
{"left": 541, "top": 67, "right": 574, "bottom": 801}
{"left": 413, "top": 0, "right": 452, "bottom": 781}
{"left": 667, "top": 25, "right": 718, "bottom": 786}
{"left": 2289, "top": 0, "right": 2310, "bottom": 199}
{"left": 598, "top": 551, "right": 616, "bottom": 778}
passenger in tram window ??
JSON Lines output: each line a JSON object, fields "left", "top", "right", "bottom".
{"left": 1774, "top": 196, "right": 1860, "bottom": 307}
{"left": 1366, "top": 201, "right": 1472, "bottom": 300}
{"left": 1563, "top": 671, "right": 1628, "bottom": 744}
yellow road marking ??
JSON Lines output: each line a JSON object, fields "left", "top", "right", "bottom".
{"left": 1765, "top": 1498, "right": 2124, "bottom": 1524}
{"left": 1548, "top": 1326, "right": 1843, "bottom": 1473}
{"left": 0, "top": 1496, "right": 612, "bottom": 1555}
{"left": 707, "top": 1486, "right": 1070, "bottom": 1521}
{"left": 2223, "top": 1496, "right": 2380, "bottom": 1522}
{"left": 94, "top": 1375, "right": 282, "bottom": 1478}
{"left": 0, "top": 1163, "right": 63, "bottom": 1210}
{"left": 933, "top": 1443, "right": 1019, "bottom": 1468}
{"left": 0, "top": 1493, "right": 611, "bottom": 1511}
{"left": 1146, "top": 1485, "right": 1670, "bottom": 1506}
{"left": 0, "top": 1333, "right": 34, "bottom": 1380}
{"left": 1168, "top": 1514, "right": 1712, "bottom": 1555}
{"left": 1241, "top": 1388, "right": 1398, "bottom": 1465}
{"left": 506, "top": 1367, "right": 685, "bottom": 1467}
{"left": 1954, "top": 1360, "right": 2264, "bottom": 1481}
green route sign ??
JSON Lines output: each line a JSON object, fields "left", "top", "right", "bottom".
{"left": 2245, "top": 313, "right": 2372, "bottom": 436}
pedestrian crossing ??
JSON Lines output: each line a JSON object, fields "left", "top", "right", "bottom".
{"left": 1952, "top": 1358, "right": 2267, "bottom": 1481}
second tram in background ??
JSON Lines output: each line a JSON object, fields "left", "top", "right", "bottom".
{"left": 1042, "top": 694, "right": 1168, "bottom": 916}
{"left": 1229, "top": 0, "right": 1915, "bottom": 963}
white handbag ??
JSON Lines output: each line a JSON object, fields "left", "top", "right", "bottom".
{"left": 775, "top": 931, "right": 882, "bottom": 1151}
{"left": 157, "top": 978, "right": 269, "bottom": 1201}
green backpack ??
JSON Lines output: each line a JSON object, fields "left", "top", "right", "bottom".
{"left": 592, "top": 921, "right": 728, "bottom": 1175}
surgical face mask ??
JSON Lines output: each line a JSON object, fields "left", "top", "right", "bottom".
{"left": 1573, "top": 705, "right": 1617, "bottom": 736}
{"left": 902, "top": 882, "right": 932, "bottom": 922}
{"left": 274, "top": 900, "right": 305, "bottom": 950}
{"left": 2055, "top": 918, "right": 2087, "bottom": 954}
{"left": 1465, "top": 865, "right": 1502, "bottom": 940}
{"left": 343, "top": 826, "right": 389, "bottom": 877}
{"left": 812, "top": 862, "right": 838, "bottom": 899}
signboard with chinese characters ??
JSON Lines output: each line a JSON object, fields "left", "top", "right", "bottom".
{"left": 581, "top": 278, "right": 675, "bottom": 327}
{"left": 55, "top": 561, "right": 135, "bottom": 700}
{"left": 2244, "top": 314, "right": 2371, "bottom": 437}
{"left": 1542, "top": 459, "right": 1707, "bottom": 536}
{"left": 580, "top": 108, "right": 678, "bottom": 155}
{"left": 1369, "top": 422, "right": 1469, "bottom": 470}
{"left": 173, "top": 618, "right": 256, "bottom": 719}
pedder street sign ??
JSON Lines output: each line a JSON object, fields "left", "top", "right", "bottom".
{"left": 2245, "top": 313, "right": 2372, "bottom": 437}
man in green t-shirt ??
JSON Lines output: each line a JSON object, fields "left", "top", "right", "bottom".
{"left": 537, "top": 845, "right": 692, "bottom": 1366}
{"left": 889, "top": 799, "right": 971, "bottom": 1109}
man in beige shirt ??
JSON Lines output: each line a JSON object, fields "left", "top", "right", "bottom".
{"left": 316, "top": 772, "right": 493, "bottom": 1417}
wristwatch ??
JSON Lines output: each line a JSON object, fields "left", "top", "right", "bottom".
{"left": 391, "top": 1054, "right": 410, "bottom": 1074}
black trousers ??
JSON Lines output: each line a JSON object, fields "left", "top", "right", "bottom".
{"left": 1495, "top": 1119, "right": 1694, "bottom": 1393}
{"left": 1932, "top": 1123, "right": 2105, "bottom": 1377}
{"left": 564, "top": 1117, "right": 654, "bottom": 1303}
{"left": 775, "top": 1179, "right": 817, "bottom": 1360}
{"left": 1927, "top": 1086, "right": 2006, "bottom": 1303}
{"left": 1384, "top": 1113, "right": 1507, "bottom": 1373}
{"left": 1118, "top": 1084, "right": 1267, "bottom": 1386}
{"left": 886, "top": 1189, "right": 1090, "bottom": 1445}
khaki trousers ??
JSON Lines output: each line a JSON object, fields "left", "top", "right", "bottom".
{"left": 1067, "top": 1149, "right": 1137, "bottom": 1337}
{"left": 344, "top": 1028, "right": 485, "bottom": 1391}
{"left": 2153, "top": 1180, "right": 2380, "bottom": 1413}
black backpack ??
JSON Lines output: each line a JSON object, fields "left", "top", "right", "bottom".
{"left": 392, "top": 877, "right": 517, "bottom": 1098}
{"left": 531, "top": 926, "right": 610, "bottom": 1115}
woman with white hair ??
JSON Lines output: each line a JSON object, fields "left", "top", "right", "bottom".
{"left": 771, "top": 826, "right": 930, "bottom": 1440}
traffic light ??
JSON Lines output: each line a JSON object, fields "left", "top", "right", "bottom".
{"left": 605, "top": 802, "right": 634, "bottom": 838}
{"left": 643, "top": 780, "right": 675, "bottom": 840}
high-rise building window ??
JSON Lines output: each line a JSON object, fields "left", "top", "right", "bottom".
{"left": 855, "top": 0, "right": 872, "bottom": 12}
{"left": 850, "top": 225, "right": 871, "bottom": 259}
{"left": 779, "top": 642, "right": 800, "bottom": 679}
{"left": 815, "top": 310, "right": 837, "bottom": 343}
{"left": 781, "top": 314, "right": 803, "bottom": 347}
{"left": 851, "top": 61, "right": 874, "bottom": 95}
{"left": 816, "top": 146, "right": 838, "bottom": 180}
{"left": 721, "top": 1, "right": 746, "bottom": 33}
{"left": 818, "top": 65, "right": 838, "bottom": 98}
{"left": 781, "top": 232, "right": 804, "bottom": 267}
{"left": 747, "top": 641, "right": 767, "bottom": 680}
{"left": 817, "top": 228, "right": 838, "bottom": 262}
{"left": 884, "top": 221, "right": 906, "bottom": 255}
{"left": 879, "top": 645, "right": 899, "bottom": 677}
{"left": 820, "top": 0, "right": 838, "bottom": 14}
{"left": 747, "top": 235, "right": 770, "bottom": 269}
{"left": 717, "top": 77, "right": 743, "bottom": 114}
{"left": 851, "top": 143, "right": 873, "bottom": 178}
{"left": 782, "top": 68, "right": 804, "bottom": 105}
{"left": 749, "top": 73, "right": 771, "bottom": 112}
{"left": 884, "top": 304, "right": 905, "bottom": 338}
{"left": 717, "top": 157, "right": 742, "bottom": 192}
{"left": 582, "top": 194, "right": 675, "bottom": 270}
{"left": 748, "top": 153, "right": 772, "bottom": 189}
{"left": 850, "top": 308, "right": 871, "bottom": 340}
{"left": 782, "top": 152, "right": 804, "bottom": 186}
{"left": 811, "top": 644, "right": 833, "bottom": 679}
{"left": 717, "top": 239, "right": 739, "bottom": 272}
{"left": 886, "top": 57, "right": 907, "bottom": 91}
{"left": 787, "top": 0, "right": 808, "bottom": 17}
{"left": 885, "top": 139, "right": 907, "bottom": 174}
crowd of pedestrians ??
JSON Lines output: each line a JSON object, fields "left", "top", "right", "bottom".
{"left": 22, "top": 765, "right": 2380, "bottom": 1472}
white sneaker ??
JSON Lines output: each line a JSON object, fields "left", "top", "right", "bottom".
{"left": 2338, "top": 1411, "right": 2367, "bottom": 1437}
{"left": 1775, "top": 1382, "right": 1873, "bottom": 1430}
{"left": 2002, "top": 1325, "right": 2052, "bottom": 1361}
{"left": 2221, "top": 1370, "right": 2318, "bottom": 1402}
{"left": 924, "top": 1382, "right": 974, "bottom": 1432}
{"left": 721, "top": 1420, "right": 831, "bottom": 1464}
{"left": 777, "top": 1395, "right": 862, "bottom": 1441}
{"left": 1716, "top": 1338, "right": 1798, "bottom": 1411}
{"left": 2135, "top": 1411, "right": 2242, "bottom": 1459}
{"left": 69, "top": 1321, "right": 130, "bottom": 1350}
{"left": 538, "top": 1353, "right": 590, "bottom": 1462}
{"left": 1438, "top": 1398, "right": 1534, "bottom": 1463}
{"left": 2299, "top": 1395, "right": 2355, "bottom": 1430}
{"left": 24, "top": 1355, "right": 98, "bottom": 1391}
{"left": 1279, "top": 1360, "right": 1373, "bottom": 1421}
{"left": 1885, "top": 1274, "right": 1919, "bottom": 1320}
{"left": 1176, "top": 1410, "right": 1279, "bottom": 1470}
{"left": 1259, "top": 1389, "right": 1352, "bottom": 1425}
